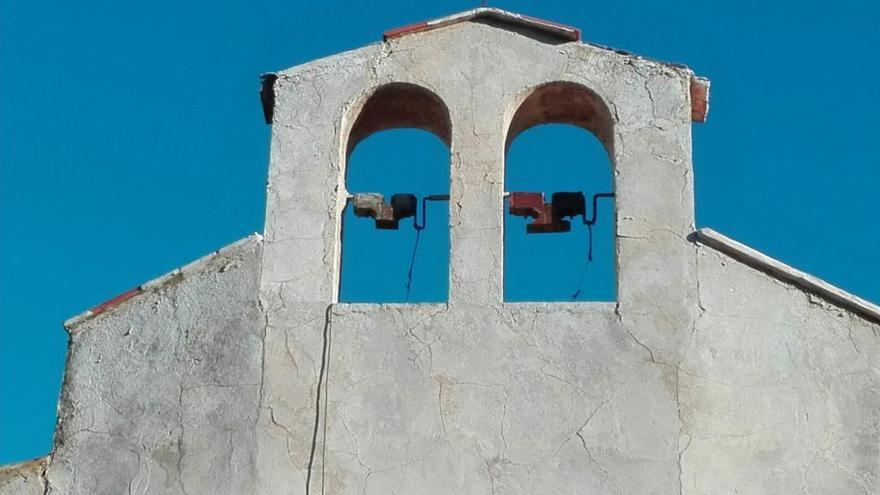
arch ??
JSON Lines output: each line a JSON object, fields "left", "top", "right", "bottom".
{"left": 339, "top": 83, "right": 452, "bottom": 303}
{"left": 503, "top": 81, "right": 617, "bottom": 302}
{"left": 505, "top": 81, "right": 614, "bottom": 157}
{"left": 345, "top": 83, "right": 452, "bottom": 158}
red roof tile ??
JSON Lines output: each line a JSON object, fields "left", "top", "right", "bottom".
{"left": 384, "top": 8, "right": 581, "bottom": 43}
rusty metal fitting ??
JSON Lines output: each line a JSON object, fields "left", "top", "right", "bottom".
{"left": 508, "top": 191, "right": 571, "bottom": 233}
{"left": 352, "top": 193, "right": 417, "bottom": 229}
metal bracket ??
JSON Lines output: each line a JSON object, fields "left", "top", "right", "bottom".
{"left": 508, "top": 191, "right": 614, "bottom": 233}
{"left": 508, "top": 192, "right": 570, "bottom": 233}
{"left": 352, "top": 193, "right": 417, "bottom": 229}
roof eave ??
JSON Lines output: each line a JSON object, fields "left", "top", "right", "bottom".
{"left": 384, "top": 8, "right": 581, "bottom": 43}
{"left": 63, "top": 234, "right": 263, "bottom": 333}
{"left": 696, "top": 228, "right": 880, "bottom": 324}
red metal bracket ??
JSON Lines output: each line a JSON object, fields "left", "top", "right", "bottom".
{"left": 508, "top": 192, "right": 570, "bottom": 233}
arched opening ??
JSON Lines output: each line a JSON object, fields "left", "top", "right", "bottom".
{"left": 504, "top": 82, "right": 616, "bottom": 302}
{"left": 340, "top": 83, "right": 451, "bottom": 303}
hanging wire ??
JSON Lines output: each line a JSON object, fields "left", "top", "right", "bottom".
{"left": 404, "top": 194, "right": 450, "bottom": 301}
{"left": 320, "top": 306, "right": 332, "bottom": 495}
{"left": 581, "top": 192, "right": 615, "bottom": 227}
{"left": 405, "top": 228, "right": 423, "bottom": 302}
{"left": 571, "top": 224, "right": 592, "bottom": 299}
{"left": 587, "top": 222, "right": 594, "bottom": 261}
{"left": 306, "top": 304, "right": 333, "bottom": 495}
{"left": 571, "top": 263, "right": 588, "bottom": 300}
{"left": 570, "top": 192, "right": 614, "bottom": 299}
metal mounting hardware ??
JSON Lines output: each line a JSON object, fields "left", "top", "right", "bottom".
{"left": 508, "top": 191, "right": 570, "bottom": 233}
{"left": 579, "top": 192, "right": 615, "bottom": 226}
{"left": 508, "top": 191, "right": 614, "bottom": 234}
{"left": 352, "top": 193, "right": 417, "bottom": 229}
{"left": 412, "top": 194, "right": 450, "bottom": 230}
{"left": 551, "top": 192, "right": 586, "bottom": 219}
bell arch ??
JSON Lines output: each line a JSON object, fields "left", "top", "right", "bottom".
{"left": 339, "top": 83, "right": 453, "bottom": 302}
{"left": 503, "top": 81, "right": 617, "bottom": 301}
{"left": 345, "top": 82, "right": 452, "bottom": 158}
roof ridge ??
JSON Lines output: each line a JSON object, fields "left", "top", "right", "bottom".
{"left": 378, "top": 8, "right": 709, "bottom": 103}
{"left": 383, "top": 8, "right": 581, "bottom": 42}
{"left": 63, "top": 233, "right": 263, "bottom": 333}
{"left": 696, "top": 228, "right": 880, "bottom": 324}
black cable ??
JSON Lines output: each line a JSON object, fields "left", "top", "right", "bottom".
{"left": 405, "top": 194, "right": 449, "bottom": 301}
{"left": 320, "top": 306, "right": 332, "bottom": 495}
{"left": 581, "top": 192, "right": 615, "bottom": 226}
{"left": 571, "top": 225, "right": 593, "bottom": 299}
{"left": 306, "top": 304, "right": 333, "bottom": 495}
{"left": 587, "top": 223, "right": 594, "bottom": 261}
{"left": 405, "top": 228, "right": 422, "bottom": 302}
{"left": 571, "top": 193, "right": 613, "bottom": 299}
{"left": 413, "top": 194, "right": 450, "bottom": 230}
{"left": 571, "top": 262, "right": 588, "bottom": 300}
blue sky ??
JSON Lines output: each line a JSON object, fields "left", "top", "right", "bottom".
{"left": 2, "top": 0, "right": 878, "bottom": 464}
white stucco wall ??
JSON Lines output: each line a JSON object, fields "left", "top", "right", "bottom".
{"left": 1, "top": 10, "right": 877, "bottom": 495}
{"left": 682, "top": 242, "right": 880, "bottom": 494}
{"left": 256, "top": 17, "right": 698, "bottom": 493}
{"left": 44, "top": 236, "right": 262, "bottom": 494}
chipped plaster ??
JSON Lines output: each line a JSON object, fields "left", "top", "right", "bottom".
{"left": 2, "top": 10, "right": 877, "bottom": 495}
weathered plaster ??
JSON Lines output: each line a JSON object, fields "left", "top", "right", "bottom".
{"left": 255, "top": 17, "right": 699, "bottom": 494}
{"left": 696, "top": 228, "right": 880, "bottom": 324}
{"left": 47, "top": 236, "right": 263, "bottom": 494}
{"left": 2, "top": 10, "right": 878, "bottom": 495}
{"left": 0, "top": 459, "right": 47, "bottom": 495}
{"left": 682, "top": 242, "right": 880, "bottom": 494}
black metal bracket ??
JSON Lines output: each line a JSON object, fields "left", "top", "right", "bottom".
{"left": 581, "top": 192, "right": 615, "bottom": 226}
{"left": 413, "top": 194, "right": 450, "bottom": 231}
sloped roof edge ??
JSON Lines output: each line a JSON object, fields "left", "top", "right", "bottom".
{"left": 384, "top": 8, "right": 581, "bottom": 42}
{"left": 696, "top": 228, "right": 880, "bottom": 324}
{"left": 63, "top": 234, "right": 263, "bottom": 333}
{"left": 0, "top": 456, "right": 47, "bottom": 486}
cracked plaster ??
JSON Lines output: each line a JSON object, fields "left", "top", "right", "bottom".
{"left": 1, "top": 12, "right": 878, "bottom": 495}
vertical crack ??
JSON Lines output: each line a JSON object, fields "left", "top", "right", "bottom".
{"left": 675, "top": 367, "right": 687, "bottom": 495}
{"left": 679, "top": 238, "right": 704, "bottom": 494}
{"left": 170, "top": 288, "right": 190, "bottom": 495}
{"left": 255, "top": 298, "right": 269, "bottom": 436}
{"left": 40, "top": 459, "right": 51, "bottom": 495}
{"left": 575, "top": 431, "right": 622, "bottom": 494}
{"left": 437, "top": 378, "right": 447, "bottom": 435}
{"left": 176, "top": 378, "right": 189, "bottom": 495}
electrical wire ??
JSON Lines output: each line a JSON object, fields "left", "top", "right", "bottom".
{"left": 306, "top": 304, "right": 333, "bottom": 495}
{"left": 571, "top": 224, "right": 593, "bottom": 299}
{"left": 404, "top": 228, "right": 422, "bottom": 302}
{"left": 571, "top": 192, "right": 614, "bottom": 299}
{"left": 320, "top": 306, "right": 332, "bottom": 495}
{"left": 580, "top": 192, "right": 615, "bottom": 227}
{"left": 404, "top": 194, "right": 449, "bottom": 301}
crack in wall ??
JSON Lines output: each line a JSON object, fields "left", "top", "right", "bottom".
{"left": 574, "top": 431, "right": 622, "bottom": 494}
{"left": 40, "top": 461, "right": 50, "bottom": 495}
{"left": 678, "top": 237, "right": 705, "bottom": 495}
{"left": 436, "top": 378, "right": 448, "bottom": 436}
{"left": 168, "top": 289, "right": 190, "bottom": 495}
{"left": 403, "top": 307, "right": 446, "bottom": 372}
{"left": 268, "top": 406, "right": 298, "bottom": 465}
